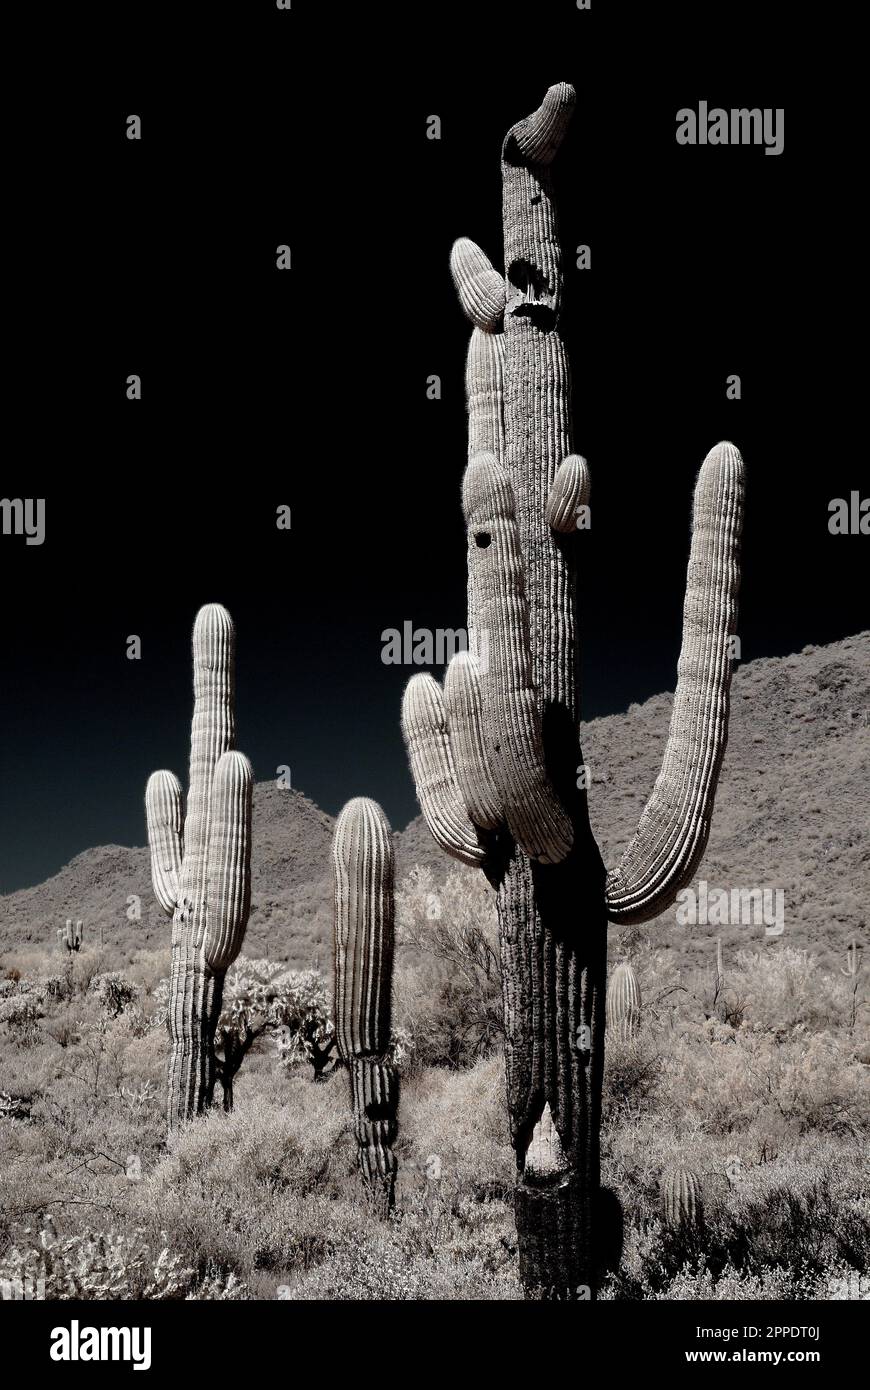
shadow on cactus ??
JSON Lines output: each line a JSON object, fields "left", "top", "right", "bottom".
{"left": 401, "top": 82, "right": 745, "bottom": 1299}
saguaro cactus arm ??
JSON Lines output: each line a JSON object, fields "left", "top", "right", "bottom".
{"left": 450, "top": 238, "right": 506, "bottom": 332}
{"left": 605, "top": 443, "right": 745, "bottom": 924}
{"left": 205, "top": 750, "right": 253, "bottom": 972}
{"left": 401, "top": 674, "right": 486, "bottom": 867}
{"left": 546, "top": 455, "right": 590, "bottom": 534}
{"left": 442, "top": 651, "right": 501, "bottom": 832}
{"left": 145, "top": 770, "right": 184, "bottom": 915}
{"left": 462, "top": 454, "right": 572, "bottom": 864}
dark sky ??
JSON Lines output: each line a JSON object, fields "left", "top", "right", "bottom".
{"left": 2, "top": 3, "right": 863, "bottom": 891}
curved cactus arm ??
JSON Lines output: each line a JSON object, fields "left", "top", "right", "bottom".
{"left": 204, "top": 751, "right": 253, "bottom": 971}
{"left": 450, "top": 238, "right": 506, "bottom": 332}
{"left": 401, "top": 674, "right": 486, "bottom": 868}
{"left": 443, "top": 651, "right": 502, "bottom": 831}
{"left": 505, "top": 81, "right": 576, "bottom": 169}
{"left": 605, "top": 442, "right": 745, "bottom": 924}
{"left": 145, "top": 770, "right": 184, "bottom": 915}
{"left": 546, "top": 454, "right": 590, "bottom": 534}
{"left": 463, "top": 453, "right": 573, "bottom": 865}
{"left": 465, "top": 328, "right": 506, "bottom": 463}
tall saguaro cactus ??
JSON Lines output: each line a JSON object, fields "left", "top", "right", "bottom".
{"left": 332, "top": 797, "right": 399, "bottom": 1213}
{"left": 401, "top": 83, "right": 744, "bottom": 1297}
{"left": 146, "top": 604, "right": 253, "bottom": 1130}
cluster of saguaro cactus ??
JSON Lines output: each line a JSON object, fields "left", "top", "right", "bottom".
{"left": 57, "top": 920, "right": 83, "bottom": 953}
{"left": 332, "top": 797, "right": 399, "bottom": 1213}
{"left": 145, "top": 604, "right": 253, "bottom": 1130}
{"left": 661, "top": 1166, "right": 704, "bottom": 1231}
{"left": 606, "top": 961, "right": 642, "bottom": 1042}
{"left": 401, "top": 82, "right": 744, "bottom": 1297}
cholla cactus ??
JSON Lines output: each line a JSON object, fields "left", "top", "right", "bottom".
{"left": 57, "top": 920, "right": 83, "bottom": 953}
{"left": 145, "top": 604, "right": 253, "bottom": 1129}
{"left": 90, "top": 972, "right": 139, "bottom": 1019}
{"left": 332, "top": 798, "right": 398, "bottom": 1213}
{"left": 271, "top": 967, "right": 337, "bottom": 1082}
{"left": 661, "top": 1166, "right": 704, "bottom": 1230}
{"left": 606, "top": 962, "right": 642, "bottom": 1042}
{"left": 401, "top": 83, "right": 744, "bottom": 1297}
{"left": 0, "top": 1228, "right": 246, "bottom": 1300}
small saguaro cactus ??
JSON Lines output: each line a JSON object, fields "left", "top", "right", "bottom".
{"left": 145, "top": 604, "right": 253, "bottom": 1130}
{"left": 401, "top": 83, "right": 744, "bottom": 1298}
{"left": 661, "top": 1166, "right": 704, "bottom": 1231}
{"left": 841, "top": 938, "right": 862, "bottom": 1030}
{"left": 332, "top": 797, "right": 398, "bottom": 1213}
{"left": 842, "top": 939, "right": 860, "bottom": 978}
{"left": 606, "top": 961, "right": 642, "bottom": 1042}
{"left": 57, "top": 920, "right": 83, "bottom": 953}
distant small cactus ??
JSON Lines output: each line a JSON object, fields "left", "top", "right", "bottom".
{"left": 842, "top": 939, "right": 860, "bottom": 978}
{"left": 57, "top": 920, "right": 83, "bottom": 953}
{"left": 606, "top": 961, "right": 641, "bottom": 1042}
{"left": 661, "top": 1166, "right": 703, "bottom": 1230}
{"left": 841, "top": 938, "right": 863, "bottom": 1030}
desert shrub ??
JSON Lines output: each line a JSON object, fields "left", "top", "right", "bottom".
{"left": 89, "top": 972, "right": 140, "bottom": 1020}
{"left": 733, "top": 947, "right": 854, "bottom": 1033}
{"left": 603, "top": 1033, "right": 661, "bottom": 1123}
{"left": 396, "top": 1054, "right": 512, "bottom": 1202}
{"left": 0, "top": 1226, "right": 246, "bottom": 1300}
{"left": 288, "top": 1198, "right": 520, "bottom": 1300}
{"left": 133, "top": 1084, "right": 347, "bottom": 1280}
{"left": 145, "top": 977, "right": 170, "bottom": 1032}
{"left": 396, "top": 866, "right": 502, "bottom": 1068}
{"left": 0, "top": 987, "right": 45, "bottom": 1047}
{"left": 41, "top": 973, "right": 74, "bottom": 1004}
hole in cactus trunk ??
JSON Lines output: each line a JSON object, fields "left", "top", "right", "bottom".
{"left": 506, "top": 259, "right": 556, "bottom": 331}
{"left": 511, "top": 302, "right": 557, "bottom": 331}
{"left": 475, "top": 531, "right": 492, "bottom": 548}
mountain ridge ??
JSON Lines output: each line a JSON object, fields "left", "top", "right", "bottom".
{"left": 2, "top": 633, "right": 867, "bottom": 973}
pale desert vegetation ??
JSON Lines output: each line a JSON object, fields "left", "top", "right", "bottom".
{"left": 0, "top": 880, "right": 866, "bottom": 1300}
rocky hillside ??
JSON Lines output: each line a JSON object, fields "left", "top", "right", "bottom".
{"left": 1, "top": 634, "right": 867, "bottom": 974}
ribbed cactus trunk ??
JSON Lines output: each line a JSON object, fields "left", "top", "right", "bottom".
{"left": 332, "top": 798, "right": 398, "bottom": 1214}
{"left": 662, "top": 1166, "right": 704, "bottom": 1230}
{"left": 606, "top": 962, "right": 642, "bottom": 1044}
{"left": 146, "top": 605, "right": 253, "bottom": 1131}
{"left": 402, "top": 84, "right": 744, "bottom": 1298}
